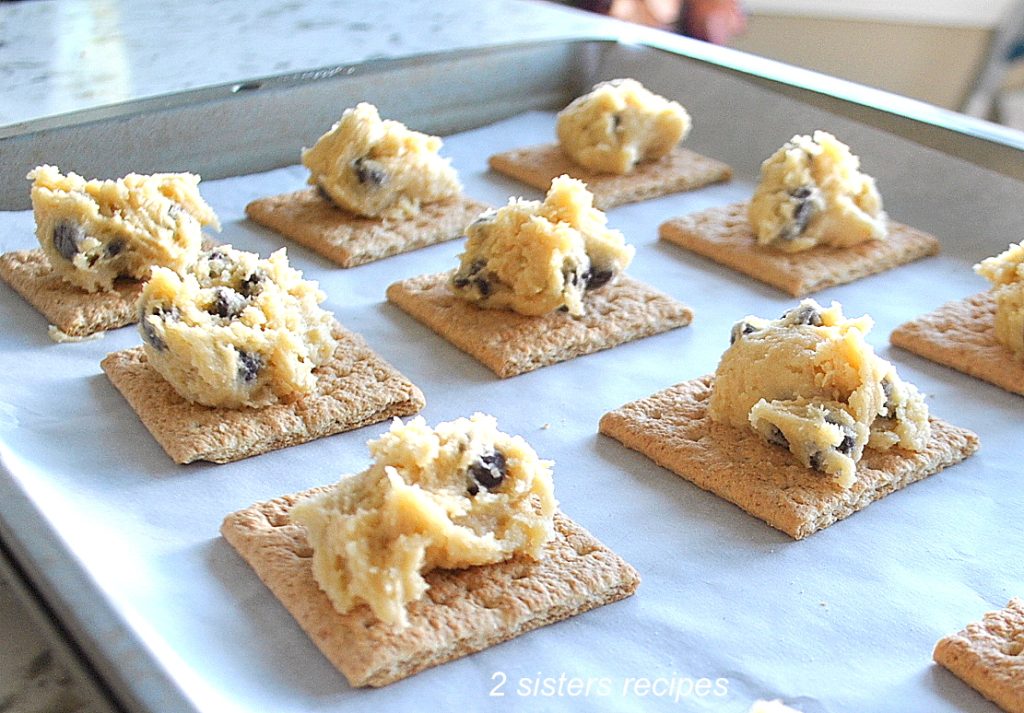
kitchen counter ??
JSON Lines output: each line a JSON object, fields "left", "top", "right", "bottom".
{"left": 0, "top": 0, "right": 619, "bottom": 128}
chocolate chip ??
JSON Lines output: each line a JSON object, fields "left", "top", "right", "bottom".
{"left": 140, "top": 319, "right": 165, "bottom": 351}
{"left": 824, "top": 412, "right": 857, "bottom": 455}
{"left": 454, "top": 259, "right": 486, "bottom": 289}
{"left": 780, "top": 186, "right": 817, "bottom": 241}
{"left": 583, "top": 268, "right": 614, "bottom": 291}
{"left": 210, "top": 287, "right": 246, "bottom": 319}
{"left": 139, "top": 306, "right": 176, "bottom": 352}
{"left": 204, "top": 249, "right": 231, "bottom": 277}
{"left": 782, "top": 303, "right": 823, "bottom": 327}
{"left": 239, "top": 271, "right": 264, "bottom": 298}
{"left": 881, "top": 378, "right": 896, "bottom": 418}
{"left": 237, "top": 350, "right": 262, "bottom": 383}
{"left": 730, "top": 320, "right": 758, "bottom": 345}
{"left": 52, "top": 221, "right": 84, "bottom": 261}
{"left": 766, "top": 425, "right": 788, "bottom": 448}
{"left": 837, "top": 433, "right": 856, "bottom": 456}
{"left": 353, "top": 157, "right": 386, "bottom": 187}
{"left": 468, "top": 450, "right": 507, "bottom": 492}
{"left": 105, "top": 240, "right": 125, "bottom": 258}
{"left": 809, "top": 451, "right": 824, "bottom": 472}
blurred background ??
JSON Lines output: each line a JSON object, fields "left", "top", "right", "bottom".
{"left": 562, "top": 0, "right": 1024, "bottom": 129}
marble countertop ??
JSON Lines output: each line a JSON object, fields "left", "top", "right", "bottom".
{"left": 0, "top": 0, "right": 618, "bottom": 127}
{"left": 0, "top": 2, "right": 625, "bottom": 712}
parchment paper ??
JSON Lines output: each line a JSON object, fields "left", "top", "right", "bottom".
{"left": 1, "top": 96, "right": 1021, "bottom": 712}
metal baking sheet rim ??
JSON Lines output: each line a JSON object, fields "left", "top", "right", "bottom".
{"left": 2, "top": 35, "right": 1023, "bottom": 210}
{"left": 0, "top": 36, "right": 1022, "bottom": 713}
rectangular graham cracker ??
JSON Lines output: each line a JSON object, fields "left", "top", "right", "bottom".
{"left": 488, "top": 144, "right": 732, "bottom": 210}
{"left": 245, "top": 188, "right": 488, "bottom": 268}
{"left": 934, "top": 598, "right": 1024, "bottom": 713}
{"left": 101, "top": 322, "right": 425, "bottom": 464}
{"left": 221, "top": 491, "right": 641, "bottom": 687}
{"left": 0, "top": 248, "right": 141, "bottom": 337}
{"left": 598, "top": 375, "right": 979, "bottom": 540}
{"left": 891, "top": 291, "right": 1024, "bottom": 397}
{"left": 386, "top": 271, "right": 693, "bottom": 378}
{"left": 659, "top": 202, "right": 941, "bottom": 296}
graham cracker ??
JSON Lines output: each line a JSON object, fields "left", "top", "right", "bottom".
{"left": 101, "top": 322, "right": 425, "bottom": 464}
{"left": 221, "top": 491, "right": 641, "bottom": 687}
{"left": 658, "top": 202, "right": 941, "bottom": 296}
{"left": 891, "top": 291, "right": 1024, "bottom": 397}
{"left": 245, "top": 188, "right": 487, "bottom": 268}
{"left": 934, "top": 598, "right": 1024, "bottom": 713}
{"left": 0, "top": 248, "right": 141, "bottom": 337}
{"left": 487, "top": 143, "right": 732, "bottom": 210}
{"left": 385, "top": 271, "right": 693, "bottom": 378}
{"left": 598, "top": 374, "right": 979, "bottom": 540}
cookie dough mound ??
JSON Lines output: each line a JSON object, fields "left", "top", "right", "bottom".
{"left": 711, "top": 299, "right": 929, "bottom": 487}
{"left": 556, "top": 78, "right": 691, "bottom": 175}
{"left": 975, "top": 241, "right": 1024, "bottom": 359}
{"left": 450, "top": 175, "right": 635, "bottom": 316}
{"left": 28, "top": 165, "right": 220, "bottom": 293}
{"left": 137, "top": 246, "right": 337, "bottom": 409}
{"left": 301, "top": 102, "right": 461, "bottom": 220}
{"left": 290, "top": 413, "right": 557, "bottom": 628}
{"left": 748, "top": 131, "right": 887, "bottom": 252}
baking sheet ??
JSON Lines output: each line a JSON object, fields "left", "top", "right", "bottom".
{"left": 1, "top": 67, "right": 1022, "bottom": 713}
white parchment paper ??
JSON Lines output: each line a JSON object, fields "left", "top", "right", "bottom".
{"left": 1, "top": 91, "right": 1022, "bottom": 713}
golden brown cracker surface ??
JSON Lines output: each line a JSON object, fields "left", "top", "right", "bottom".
{"left": 245, "top": 188, "right": 487, "bottom": 267}
{"left": 101, "top": 322, "right": 425, "bottom": 464}
{"left": 488, "top": 143, "right": 731, "bottom": 210}
{"left": 891, "top": 291, "right": 1024, "bottom": 397}
{"left": 221, "top": 492, "right": 640, "bottom": 687}
{"left": 598, "top": 375, "right": 979, "bottom": 539}
{"left": 386, "top": 271, "right": 693, "bottom": 378}
{"left": 934, "top": 598, "right": 1024, "bottom": 713}
{"left": 0, "top": 248, "right": 141, "bottom": 337}
{"left": 658, "top": 203, "right": 941, "bottom": 296}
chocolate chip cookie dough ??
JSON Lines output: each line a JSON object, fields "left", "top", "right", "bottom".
{"left": 556, "top": 78, "right": 691, "bottom": 175}
{"left": 488, "top": 80, "right": 731, "bottom": 210}
{"left": 28, "top": 165, "right": 220, "bottom": 293}
{"left": 975, "top": 241, "right": 1024, "bottom": 359}
{"left": 748, "top": 131, "right": 887, "bottom": 252}
{"left": 658, "top": 130, "right": 939, "bottom": 296}
{"left": 449, "top": 175, "right": 634, "bottom": 316}
{"left": 301, "top": 102, "right": 461, "bottom": 220}
{"left": 291, "top": 413, "right": 557, "bottom": 628}
{"left": 137, "top": 246, "right": 336, "bottom": 409}
{"left": 711, "top": 300, "right": 929, "bottom": 487}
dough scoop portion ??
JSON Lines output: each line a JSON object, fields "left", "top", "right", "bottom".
{"left": 711, "top": 299, "right": 930, "bottom": 487}
{"left": 556, "top": 78, "right": 691, "bottom": 175}
{"left": 29, "top": 164, "right": 220, "bottom": 292}
{"left": 748, "top": 131, "right": 887, "bottom": 252}
{"left": 975, "top": 241, "right": 1024, "bottom": 359}
{"left": 302, "top": 102, "right": 461, "bottom": 220}
{"left": 450, "top": 175, "right": 634, "bottom": 316}
{"left": 138, "top": 245, "right": 336, "bottom": 409}
{"left": 290, "top": 413, "right": 557, "bottom": 628}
